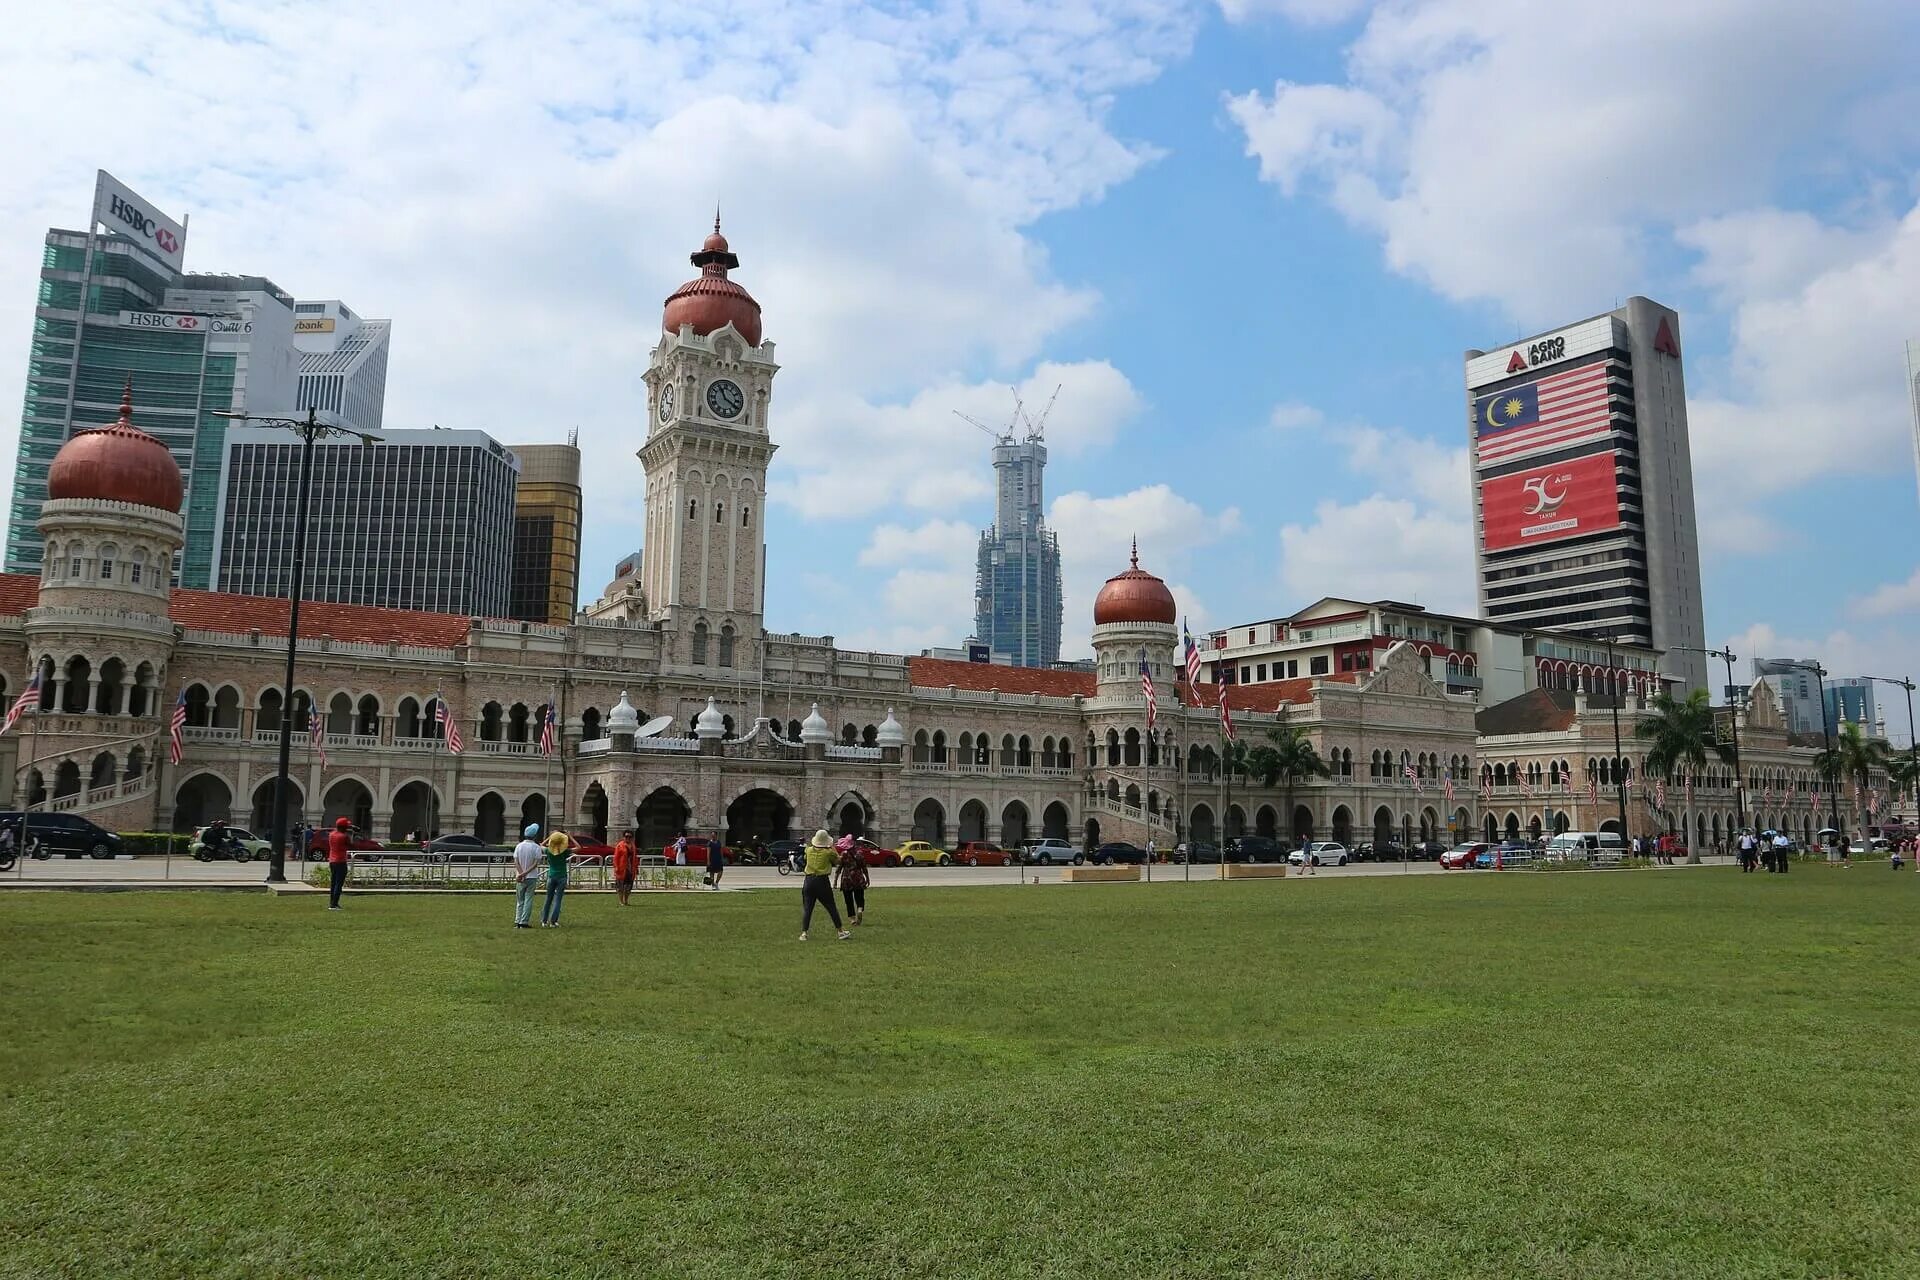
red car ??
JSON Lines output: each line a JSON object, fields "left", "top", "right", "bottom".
{"left": 846, "top": 837, "right": 896, "bottom": 867}
{"left": 566, "top": 833, "right": 613, "bottom": 865}
{"left": 662, "top": 836, "right": 735, "bottom": 865}
{"left": 306, "top": 826, "right": 383, "bottom": 855}
{"left": 1439, "top": 842, "right": 1490, "bottom": 870}
{"left": 954, "top": 840, "right": 1012, "bottom": 867}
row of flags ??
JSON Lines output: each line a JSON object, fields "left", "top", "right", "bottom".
{"left": 1, "top": 676, "right": 562, "bottom": 770}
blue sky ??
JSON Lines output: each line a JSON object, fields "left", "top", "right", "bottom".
{"left": 3, "top": 1, "right": 1919, "bottom": 694}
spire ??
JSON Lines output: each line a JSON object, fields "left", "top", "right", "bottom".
{"left": 713, "top": 202, "right": 722, "bottom": 237}
{"left": 120, "top": 376, "right": 133, "bottom": 426}
{"left": 1130, "top": 535, "right": 1138, "bottom": 570}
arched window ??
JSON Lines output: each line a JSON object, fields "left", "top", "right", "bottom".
{"left": 842, "top": 724, "right": 858, "bottom": 746}
{"left": 715, "top": 501, "right": 724, "bottom": 524}
{"left": 688, "top": 498, "right": 698, "bottom": 520}
{"left": 131, "top": 548, "right": 146, "bottom": 586}
{"left": 741, "top": 505, "right": 751, "bottom": 528}
{"left": 691, "top": 621, "right": 709, "bottom": 664}
{"left": 98, "top": 543, "right": 118, "bottom": 581}
{"left": 718, "top": 624, "right": 735, "bottom": 667}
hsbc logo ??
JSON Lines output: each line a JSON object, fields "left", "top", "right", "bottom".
{"left": 108, "top": 193, "right": 179, "bottom": 255}
{"left": 176, "top": 317, "right": 199, "bottom": 330}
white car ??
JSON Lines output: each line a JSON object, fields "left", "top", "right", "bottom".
{"left": 1289, "top": 841, "right": 1348, "bottom": 868}
{"left": 1022, "top": 838, "right": 1081, "bottom": 865}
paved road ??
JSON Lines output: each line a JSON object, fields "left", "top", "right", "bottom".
{"left": 2, "top": 853, "right": 1731, "bottom": 890}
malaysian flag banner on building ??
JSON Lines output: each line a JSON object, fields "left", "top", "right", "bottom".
{"left": 169, "top": 690, "right": 187, "bottom": 766}
{"left": 1474, "top": 362, "right": 1613, "bottom": 465}
{"left": 1182, "top": 619, "right": 1203, "bottom": 705}
{"left": 436, "top": 698, "right": 465, "bottom": 754}
{"left": 1139, "top": 653, "right": 1157, "bottom": 731}
{"left": 2, "top": 671, "right": 41, "bottom": 735}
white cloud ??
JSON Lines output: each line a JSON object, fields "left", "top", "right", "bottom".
{"left": 1278, "top": 495, "right": 1473, "bottom": 610}
{"left": 1049, "top": 484, "right": 1242, "bottom": 654}
{"left": 1268, "top": 400, "right": 1327, "bottom": 431}
{"left": 1727, "top": 621, "right": 1920, "bottom": 742}
{"left": 1337, "top": 423, "right": 1467, "bottom": 512}
{"left": 1853, "top": 568, "right": 1920, "bottom": 620}
{"left": 1218, "top": 0, "right": 1372, "bottom": 25}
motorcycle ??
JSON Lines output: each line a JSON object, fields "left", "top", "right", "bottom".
{"left": 0, "top": 834, "right": 51, "bottom": 871}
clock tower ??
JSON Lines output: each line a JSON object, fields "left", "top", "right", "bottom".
{"left": 640, "top": 220, "right": 779, "bottom": 670}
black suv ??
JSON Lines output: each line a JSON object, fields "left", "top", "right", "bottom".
{"left": 0, "top": 811, "right": 123, "bottom": 858}
{"left": 1225, "top": 835, "right": 1286, "bottom": 863}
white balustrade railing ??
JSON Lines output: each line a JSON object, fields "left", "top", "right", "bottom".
{"left": 182, "top": 726, "right": 243, "bottom": 743}
{"left": 825, "top": 745, "right": 882, "bottom": 760}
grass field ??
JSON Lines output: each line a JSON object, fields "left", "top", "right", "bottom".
{"left": 2, "top": 871, "right": 1916, "bottom": 1279}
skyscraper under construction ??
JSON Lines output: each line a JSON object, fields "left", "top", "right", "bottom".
{"left": 972, "top": 422, "right": 1062, "bottom": 669}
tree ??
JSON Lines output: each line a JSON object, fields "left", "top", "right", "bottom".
{"left": 1888, "top": 752, "right": 1920, "bottom": 813}
{"left": 1262, "top": 722, "right": 1330, "bottom": 847}
{"left": 1814, "top": 720, "right": 1890, "bottom": 832}
{"left": 1634, "top": 688, "right": 1735, "bottom": 858}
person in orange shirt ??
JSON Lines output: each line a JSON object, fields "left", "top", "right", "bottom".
{"left": 612, "top": 829, "right": 638, "bottom": 905}
{"left": 326, "top": 816, "right": 353, "bottom": 910}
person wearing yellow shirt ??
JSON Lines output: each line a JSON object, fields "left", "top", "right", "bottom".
{"left": 798, "top": 830, "right": 850, "bottom": 942}
{"left": 540, "top": 828, "right": 572, "bottom": 927}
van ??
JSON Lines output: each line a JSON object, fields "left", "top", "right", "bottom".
{"left": 1544, "top": 831, "right": 1627, "bottom": 863}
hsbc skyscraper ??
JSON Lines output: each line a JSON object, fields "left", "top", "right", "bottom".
{"left": 1464, "top": 297, "right": 1708, "bottom": 693}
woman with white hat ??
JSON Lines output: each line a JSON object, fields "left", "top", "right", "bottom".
{"left": 799, "top": 829, "right": 851, "bottom": 941}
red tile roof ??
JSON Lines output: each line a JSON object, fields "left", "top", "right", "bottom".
{"left": 908, "top": 657, "right": 1095, "bottom": 698}
{"left": 0, "top": 573, "right": 473, "bottom": 648}
{"left": 1185, "top": 673, "right": 1356, "bottom": 713}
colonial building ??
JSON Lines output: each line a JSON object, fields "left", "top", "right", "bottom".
{"left": 1, "top": 225, "right": 1508, "bottom": 853}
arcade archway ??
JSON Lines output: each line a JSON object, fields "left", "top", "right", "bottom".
{"left": 726, "top": 788, "right": 793, "bottom": 847}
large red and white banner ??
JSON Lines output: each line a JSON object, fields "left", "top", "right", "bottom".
{"left": 1480, "top": 452, "right": 1621, "bottom": 552}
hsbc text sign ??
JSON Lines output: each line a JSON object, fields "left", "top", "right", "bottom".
{"left": 117, "top": 311, "right": 251, "bottom": 335}
{"left": 1480, "top": 452, "right": 1622, "bottom": 552}
{"left": 92, "top": 170, "right": 188, "bottom": 273}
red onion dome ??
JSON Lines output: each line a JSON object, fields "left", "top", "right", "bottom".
{"left": 662, "top": 216, "right": 763, "bottom": 347}
{"left": 46, "top": 383, "right": 184, "bottom": 513}
{"left": 1093, "top": 541, "right": 1176, "bottom": 626}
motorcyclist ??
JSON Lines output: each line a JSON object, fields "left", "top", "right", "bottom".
{"left": 203, "top": 816, "right": 234, "bottom": 858}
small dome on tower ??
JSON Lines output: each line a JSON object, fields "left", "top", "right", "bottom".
{"left": 607, "top": 690, "right": 640, "bottom": 733}
{"left": 695, "top": 696, "right": 727, "bottom": 739}
{"left": 876, "top": 708, "right": 905, "bottom": 748}
{"left": 46, "top": 383, "right": 183, "bottom": 513}
{"left": 1093, "top": 540, "right": 1176, "bottom": 626}
{"left": 800, "top": 703, "right": 832, "bottom": 745}
{"left": 663, "top": 215, "right": 762, "bottom": 347}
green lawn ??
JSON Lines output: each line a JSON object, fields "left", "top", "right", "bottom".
{"left": 2, "top": 871, "right": 1916, "bottom": 1279}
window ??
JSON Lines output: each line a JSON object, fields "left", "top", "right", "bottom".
{"left": 718, "top": 625, "right": 735, "bottom": 667}
{"left": 715, "top": 501, "right": 724, "bottom": 524}
{"left": 1257, "top": 664, "right": 1268, "bottom": 681}
{"left": 742, "top": 505, "right": 751, "bottom": 528}
{"left": 130, "top": 563, "right": 142, "bottom": 584}
{"left": 70, "top": 558, "right": 81, "bottom": 577}
{"left": 688, "top": 498, "right": 698, "bottom": 520}
{"left": 99, "top": 559, "right": 113, "bottom": 580}
{"left": 1240, "top": 666, "right": 1250, "bottom": 682}
{"left": 691, "top": 621, "right": 709, "bottom": 664}
{"left": 1310, "top": 656, "right": 1329, "bottom": 675}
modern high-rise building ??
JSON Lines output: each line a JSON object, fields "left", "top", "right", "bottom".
{"left": 507, "top": 441, "right": 582, "bottom": 625}
{"left": 7, "top": 172, "right": 302, "bottom": 588}
{"left": 1465, "top": 296, "right": 1708, "bottom": 692}
{"left": 973, "top": 433, "right": 1062, "bottom": 668}
{"left": 212, "top": 426, "right": 519, "bottom": 617}
{"left": 1825, "top": 677, "right": 1879, "bottom": 732}
{"left": 1753, "top": 658, "right": 1825, "bottom": 736}
{"left": 293, "top": 299, "right": 390, "bottom": 434}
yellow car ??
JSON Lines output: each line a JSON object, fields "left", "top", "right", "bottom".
{"left": 895, "top": 840, "right": 951, "bottom": 867}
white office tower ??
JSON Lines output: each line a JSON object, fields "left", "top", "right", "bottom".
{"left": 1465, "top": 297, "right": 1708, "bottom": 693}
{"left": 293, "top": 300, "right": 390, "bottom": 433}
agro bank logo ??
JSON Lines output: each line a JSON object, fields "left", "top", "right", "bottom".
{"left": 109, "top": 194, "right": 179, "bottom": 255}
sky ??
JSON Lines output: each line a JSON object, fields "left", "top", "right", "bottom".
{"left": 3, "top": 0, "right": 1920, "bottom": 717}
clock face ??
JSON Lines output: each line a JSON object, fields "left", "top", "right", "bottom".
{"left": 706, "top": 378, "right": 745, "bottom": 420}
{"left": 658, "top": 383, "right": 675, "bottom": 422}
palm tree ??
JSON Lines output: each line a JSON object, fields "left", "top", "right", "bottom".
{"left": 1888, "top": 752, "right": 1920, "bottom": 816}
{"left": 1262, "top": 722, "right": 1330, "bottom": 848}
{"left": 1634, "top": 688, "right": 1735, "bottom": 859}
{"left": 1815, "top": 720, "right": 1890, "bottom": 832}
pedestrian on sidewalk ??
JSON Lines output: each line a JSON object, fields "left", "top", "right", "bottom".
{"left": 837, "top": 835, "right": 869, "bottom": 925}
{"left": 799, "top": 829, "right": 850, "bottom": 941}
{"left": 673, "top": 833, "right": 688, "bottom": 867}
{"left": 326, "top": 816, "right": 352, "bottom": 910}
{"left": 542, "top": 828, "right": 572, "bottom": 925}
{"left": 706, "top": 835, "right": 727, "bottom": 889}
{"left": 512, "top": 824, "right": 543, "bottom": 928}
{"left": 612, "top": 829, "right": 638, "bottom": 905}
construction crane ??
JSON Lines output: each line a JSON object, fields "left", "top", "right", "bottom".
{"left": 951, "top": 383, "right": 1060, "bottom": 446}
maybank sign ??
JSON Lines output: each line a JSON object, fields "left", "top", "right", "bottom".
{"left": 92, "top": 170, "right": 188, "bottom": 273}
{"left": 294, "top": 317, "right": 336, "bottom": 334}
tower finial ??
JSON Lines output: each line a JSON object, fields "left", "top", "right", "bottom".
{"left": 714, "top": 201, "right": 722, "bottom": 236}
{"left": 120, "top": 376, "right": 133, "bottom": 425}
{"left": 1130, "top": 535, "right": 1138, "bottom": 569}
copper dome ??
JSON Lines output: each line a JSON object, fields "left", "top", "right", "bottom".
{"left": 46, "top": 384, "right": 184, "bottom": 514}
{"left": 1093, "top": 542, "right": 1176, "bottom": 626}
{"left": 663, "top": 216, "right": 762, "bottom": 347}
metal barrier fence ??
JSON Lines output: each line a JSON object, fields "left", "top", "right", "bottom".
{"left": 329, "top": 852, "right": 706, "bottom": 890}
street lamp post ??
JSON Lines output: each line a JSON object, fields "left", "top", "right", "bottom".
{"left": 213, "top": 406, "right": 379, "bottom": 883}
{"left": 1603, "top": 634, "right": 1630, "bottom": 845}
{"left": 1669, "top": 643, "right": 1745, "bottom": 852}
{"left": 1801, "top": 662, "right": 1845, "bottom": 843}
{"left": 1864, "top": 675, "right": 1916, "bottom": 823}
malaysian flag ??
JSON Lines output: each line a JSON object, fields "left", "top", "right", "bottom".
{"left": 1403, "top": 761, "right": 1419, "bottom": 792}
{"left": 309, "top": 706, "right": 327, "bottom": 768}
{"left": 539, "top": 703, "right": 557, "bottom": 756}
{"left": 168, "top": 690, "right": 187, "bottom": 766}
{"left": 1588, "top": 777, "right": 1600, "bottom": 809}
{"left": 1480, "top": 775, "right": 1492, "bottom": 803}
{"left": 1522, "top": 774, "right": 1534, "bottom": 798}
{"left": 1139, "top": 653, "right": 1157, "bottom": 731}
{"left": 1218, "top": 686, "right": 1235, "bottom": 743}
{"left": 436, "top": 699, "right": 464, "bottom": 754}
{"left": 2, "top": 670, "right": 41, "bottom": 735}
{"left": 1655, "top": 778, "right": 1667, "bottom": 810}
{"left": 1444, "top": 777, "right": 1455, "bottom": 805}
{"left": 1182, "top": 619, "right": 1203, "bottom": 703}
{"left": 1475, "top": 362, "right": 1615, "bottom": 465}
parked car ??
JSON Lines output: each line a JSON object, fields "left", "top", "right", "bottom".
{"left": 190, "top": 824, "right": 268, "bottom": 862}
{"left": 1412, "top": 840, "right": 1448, "bottom": 860}
{"left": 421, "top": 832, "right": 493, "bottom": 861}
{"left": 565, "top": 833, "right": 614, "bottom": 865}
{"left": 954, "top": 840, "right": 1012, "bottom": 866}
{"left": 0, "top": 812, "right": 124, "bottom": 859}
{"left": 1174, "top": 841, "right": 1220, "bottom": 864}
{"left": 1093, "top": 841, "right": 1149, "bottom": 865}
{"left": 1227, "top": 835, "right": 1286, "bottom": 863}
{"left": 1022, "top": 837, "right": 1082, "bottom": 866}
{"left": 843, "top": 837, "right": 896, "bottom": 867}
{"left": 895, "top": 840, "right": 951, "bottom": 867}
{"left": 1288, "top": 841, "right": 1348, "bottom": 868}
{"left": 663, "top": 837, "right": 734, "bottom": 865}
{"left": 1354, "top": 840, "right": 1405, "bottom": 862}
{"left": 1438, "top": 841, "right": 1490, "bottom": 869}
{"left": 1475, "top": 843, "right": 1535, "bottom": 869}
{"left": 306, "top": 826, "right": 384, "bottom": 856}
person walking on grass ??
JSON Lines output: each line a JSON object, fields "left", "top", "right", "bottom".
{"left": 326, "top": 816, "right": 353, "bottom": 910}
{"left": 612, "top": 829, "right": 638, "bottom": 905}
{"left": 542, "top": 828, "right": 572, "bottom": 926}
{"left": 706, "top": 835, "right": 727, "bottom": 889}
{"left": 798, "top": 829, "right": 850, "bottom": 941}
{"left": 512, "top": 824, "right": 543, "bottom": 928}
{"left": 836, "top": 836, "right": 869, "bottom": 926}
